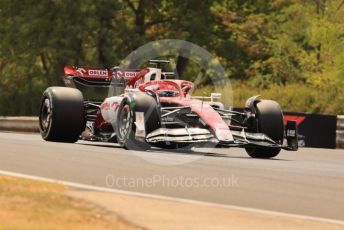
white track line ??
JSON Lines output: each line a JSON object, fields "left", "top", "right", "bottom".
{"left": 0, "top": 169, "right": 343, "bottom": 226}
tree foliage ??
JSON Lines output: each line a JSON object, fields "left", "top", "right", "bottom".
{"left": 0, "top": 0, "right": 343, "bottom": 115}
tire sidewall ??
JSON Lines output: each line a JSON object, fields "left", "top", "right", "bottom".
{"left": 116, "top": 98, "right": 134, "bottom": 146}
{"left": 115, "top": 93, "right": 160, "bottom": 150}
{"left": 39, "top": 89, "right": 56, "bottom": 140}
{"left": 38, "top": 87, "right": 85, "bottom": 143}
{"left": 246, "top": 99, "right": 284, "bottom": 158}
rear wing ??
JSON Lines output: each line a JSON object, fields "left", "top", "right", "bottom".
{"left": 63, "top": 66, "right": 141, "bottom": 87}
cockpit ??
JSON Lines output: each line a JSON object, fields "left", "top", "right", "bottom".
{"left": 138, "top": 79, "right": 193, "bottom": 98}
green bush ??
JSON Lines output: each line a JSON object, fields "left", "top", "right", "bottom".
{"left": 193, "top": 81, "right": 344, "bottom": 115}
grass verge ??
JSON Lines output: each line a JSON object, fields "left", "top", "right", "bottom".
{"left": 0, "top": 175, "right": 141, "bottom": 230}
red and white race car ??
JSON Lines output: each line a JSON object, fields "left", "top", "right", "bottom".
{"left": 39, "top": 60, "right": 298, "bottom": 158}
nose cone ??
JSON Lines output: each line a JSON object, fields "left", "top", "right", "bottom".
{"left": 215, "top": 128, "right": 234, "bottom": 142}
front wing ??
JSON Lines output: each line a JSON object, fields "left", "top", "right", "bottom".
{"left": 145, "top": 121, "right": 298, "bottom": 151}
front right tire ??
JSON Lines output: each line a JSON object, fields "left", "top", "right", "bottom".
{"left": 39, "top": 87, "right": 85, "bottom": 143}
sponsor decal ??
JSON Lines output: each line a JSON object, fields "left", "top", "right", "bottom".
{"left": 88, "top": 69, "right": 108, "bottom": 77}
{"left": 76, "top": 68, "right": 87, "bottom": 75}
{"left": 287, "top": 129, "right": 296, "bottom": 137}
{"left": 116, "top": 70, "right": 139, "bottom": 79}
{"left": 111, "top": 101, "right": 120, "bottom": 111}
{"left": 100, "top": 102, "right": 110, "bottom": 111}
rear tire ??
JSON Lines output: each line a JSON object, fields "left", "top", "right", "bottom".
{"left": 39, "top": 87, "right": 85, "bottom": 143}
{"left": 245, "top": 100, "right": 284, "bottom": 159}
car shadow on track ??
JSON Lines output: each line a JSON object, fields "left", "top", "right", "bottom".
{"left": 77, "top": 142, "right": 291, "bottom": 161}
{"left": 153, "top": 149, "right": 291, "bottom": 161}
{"left": 77, "top": 143, "right": 123, "bottom": 149}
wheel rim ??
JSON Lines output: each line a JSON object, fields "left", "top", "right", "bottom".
{"left": 118, "top": 104, "right": 131, "bottom": 140}
{"left": 40, "top": 98, "right": 52, "bottom": 132}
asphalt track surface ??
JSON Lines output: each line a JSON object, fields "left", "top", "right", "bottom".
{"left": 0, "top": 132, "right": 343, "bottom": 221}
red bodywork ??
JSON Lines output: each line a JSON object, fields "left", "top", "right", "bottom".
{"left": 137, "top": 79, "right": 232, "bottom": 141}
{"left": 64, "top": 65, "right": 232, "bottom": 141}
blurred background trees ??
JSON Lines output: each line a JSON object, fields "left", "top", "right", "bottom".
{"left": 0, "top": 0, "right": 343, "bottom": 115}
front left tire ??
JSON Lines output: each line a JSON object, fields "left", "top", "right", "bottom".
{"left": 245, "top": 99, "right": 284, "bottom": 159}
{"left": 115, "top": 92, "right": 160, "bottom": 150}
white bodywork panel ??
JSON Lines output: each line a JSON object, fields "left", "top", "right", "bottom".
{"left": 135, "top": 112, "right": 146, "bottom": 138}
{"left": 100, "top": 96, "right": 124, "bottom": 124}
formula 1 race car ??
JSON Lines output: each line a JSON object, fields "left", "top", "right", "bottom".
{"left": 39, "top": 60, "right": 298, "bottom": 158}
